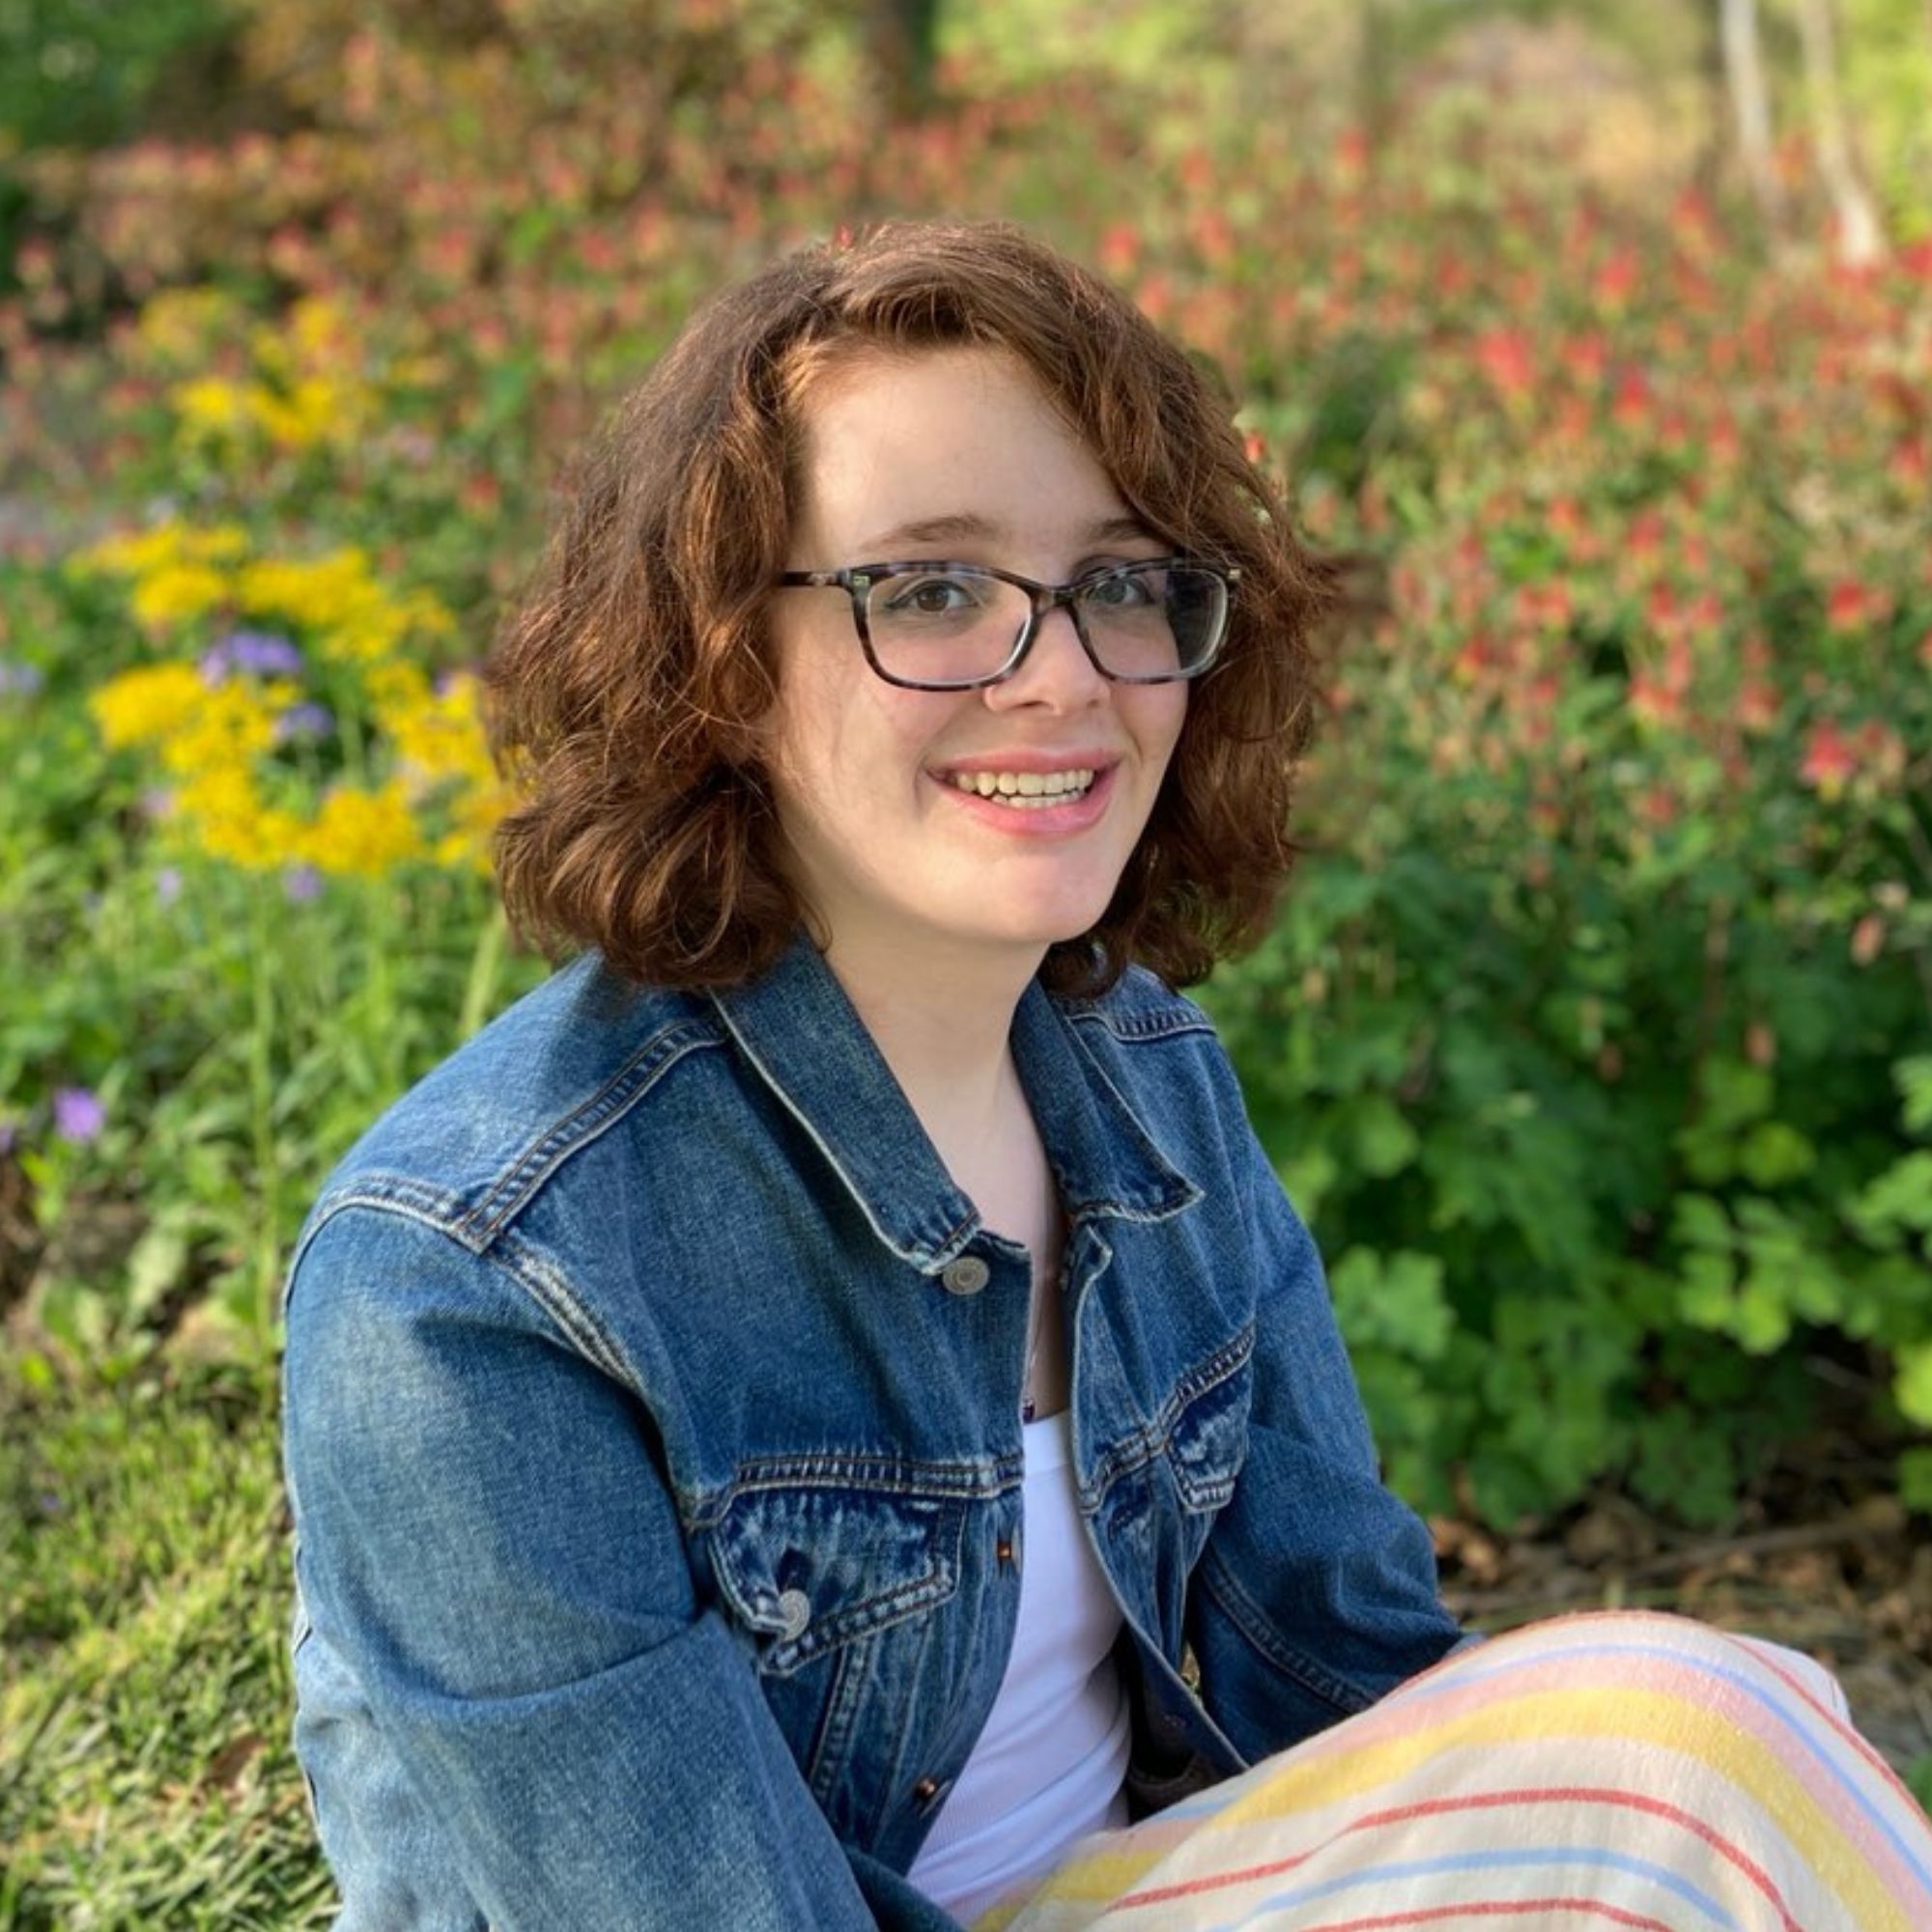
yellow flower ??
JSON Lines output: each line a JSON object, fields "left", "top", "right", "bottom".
{"left": 130, "top": 562, "right": 230, "bottom": 632}
{"left": 250, "top": 373, "right": 367, "bottom": 453}
{"left": 396, "top": 588, "right": 456, "bottom": 639}
{"left": 366, "top": 660, "right": 431, "bottom": 714}
{"left": 385, "top": 670, "right": 497, "bottom": 788}
{"left": 172, "top": 765, "right": 265, "bottom": 873}
{"left": 134, "top": 287, "right": 239, "bottom": 366}
{"left": 90, "top": 664, "right": 208, "bottom": 750}
{"left": 288, "top": 295, "right": 354, "bottom": 362}
{"left": 173, "top": 767, "right": 303, "bottom": 870}
{"left": 434, "top": 778, "right": 516, "bottom": 873}
{"left": 159, "top": 681, "right": 283, "bottom": 777}
{"left": 75, "top": 520, "right": 248, "bottom": 580}
{"left": 236, "top": 550, "right": 380, "bottom": 632}
{"left": 299, "top": 781, "right": 425, "bottom": 878}
{"left": 171, "top": 377, "right": 256, "bottom": 440}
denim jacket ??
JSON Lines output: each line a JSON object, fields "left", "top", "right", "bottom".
{"left": 282, "top": 934, "right": 1465, "bottom": 1930}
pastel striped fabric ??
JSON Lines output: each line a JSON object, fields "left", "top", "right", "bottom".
{"left": 972, "top": 1611, "right": 1932, "bottom": 1932}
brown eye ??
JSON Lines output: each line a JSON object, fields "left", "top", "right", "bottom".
{"left": 878, "top": 572, "right": 992, "bottom": 620}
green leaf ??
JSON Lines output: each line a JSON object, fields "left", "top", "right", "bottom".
{"left": 1678, "top": 1250, "right": 1736, "bottom": 1330}
{"left": 1672, "top": 1193, "right": 1733, "bottom": 1252}
{"left": 1699, "top": 1059, "right": 1775, "bottom": 1131}
{"left": 1848, "top": 1152, "right": 1932, "bottom": 1244}
{"left": 1275, "top": 1145, "right": 1339, "bottom": 1220}
{"left": 1738, "top": 1122, "right": 1815, "bottom": 1189}
{"left": 1896, "top": 1057, "right": 1932, "bottom": 1138}
{"left": 1894, "top": 1342, "right": 1932, "bottom": 1429}
{"left": 123, "top": 1221, "right": 190, "bottom": 1325}
{"left": 1327, "top": 1246, "right": 1453, "bottom": 1361}
{"left": 1350, "top": 1094, "right": 1420, "bottom": 1178}
{"left": 1899, "top": 1448, "right": 1932, "bottom": 1517}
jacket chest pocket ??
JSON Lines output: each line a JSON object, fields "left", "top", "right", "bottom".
{"left": 1096, "top": 1328, "right": 1255, "bottom": 1633}
{"left": 705, "top": 1480, "right": 968, "bottom": 1825}
{"left": 1164, "top": 1332, "right": 1254, "bottom": 1517}
{"left": 709, "top": 1483, "right": 965, "bottom": 1677}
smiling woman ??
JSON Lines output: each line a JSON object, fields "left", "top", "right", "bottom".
{"left": 278, "top": 221, "right": 1932, "bottom": 1931}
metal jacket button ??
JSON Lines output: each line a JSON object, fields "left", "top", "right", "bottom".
{"left": 774, "top": 1588, "right": 810, "bottom": 1641}
{"left": 941, "top": 1255, "right": 989, "bottom": 1295}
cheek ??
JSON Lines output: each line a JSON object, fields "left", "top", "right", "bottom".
{"left": 764, "top": 677, "right": 950, "bottom": 825}
{"left": 1133, "top": 688, "right": 1189, "bottom": 778}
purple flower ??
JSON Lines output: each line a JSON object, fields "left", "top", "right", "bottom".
{"left": 53, "top": 1087, "right": 105, "bottom": 1145}
{"left": 273, "top": 701, "right": 333, "bottom": 744}
{"left": 0, "top": 659, "right": 45, "bottom": 697}
{"left": 201, "top": 629, "right": 303, "bottom": 685}
{"left": 282, "top": 863, "right": 323, "bottom": 902}
{"left": 156, "top": 866, "right": 183, "bottom": 906}
{"left": 141, "top": 786, "right": 176, "bottom": 823}
{"left": 0, "top": 1119, "right": 16, "bottom": 1156}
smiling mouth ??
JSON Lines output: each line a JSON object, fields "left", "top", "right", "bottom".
{"left": 944, "top": 767, "right": 1098, "bottom": 808}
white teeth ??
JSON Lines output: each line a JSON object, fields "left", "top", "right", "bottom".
{"left": 948, "top": 767, "right": 1095, "bottom": 806}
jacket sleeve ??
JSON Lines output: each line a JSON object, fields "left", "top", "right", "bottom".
{"left": 282, "top": 1202, "right": 959, "bottom": 1932}
{"left": 1187, "top": 1109, "right": 1473, "bottom": 1763}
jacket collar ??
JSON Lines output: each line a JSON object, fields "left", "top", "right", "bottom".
{"left": 708, "top": 932, "right": 1201, "bottom": 1271}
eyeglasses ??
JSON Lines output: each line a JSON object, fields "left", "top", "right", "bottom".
{"left": 774, "top": 557, "right": 1238, "bottom": 691}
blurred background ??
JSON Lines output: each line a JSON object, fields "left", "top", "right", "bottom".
{"left": 1, "top": 1, "right": 1928, "bottom": 1919}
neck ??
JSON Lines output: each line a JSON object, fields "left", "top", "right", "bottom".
{"left": 819, "top": 928, "right": 1044, "bottom": 1136}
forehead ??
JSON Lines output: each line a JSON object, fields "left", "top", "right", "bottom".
{"left": 789, "top": 345, "right": 1139, "bottom": 555}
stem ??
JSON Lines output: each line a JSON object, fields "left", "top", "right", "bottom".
{"left": 365, "top": 876, "right": 402, "bottom": 1101}
{"left": 458, "top": 899, "right": 509, "bottom": 1043}
{"left": 245, "top": 884, "right": 281, "bottom": 1338}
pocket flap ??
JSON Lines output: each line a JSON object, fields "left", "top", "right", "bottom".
{"left": 710, "top": 1484, "right": 962, "bottom": 1675}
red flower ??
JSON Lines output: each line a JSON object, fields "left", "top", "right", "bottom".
{"left": 1474, "top": 328, "right": 1536, "bottom": 399}
{"left": 1097, "top": 223, "right": 1138, "bottom": 277}
{"left": 1630, "top": 675, "right": 1682, "bottom": 727}
{"left": 1800, "top": 721, "right": 1856, "bottom": 796}
{"left": 1595, "top": 247, "right": 1640, "bottom": 311}
{"left": 1736, "top": 680, "right": 1781, "bottom": 733}
{"left": 1826, "top": 580, "right": 1890, "bottom": 633}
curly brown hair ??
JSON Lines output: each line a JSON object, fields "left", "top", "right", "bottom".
{"left": 486, "top": 218, "right": 1332, "bottom": 996}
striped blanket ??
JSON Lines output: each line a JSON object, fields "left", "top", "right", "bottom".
{"left": 974, "top": 1611, "right": 1932, "bottom": 1932}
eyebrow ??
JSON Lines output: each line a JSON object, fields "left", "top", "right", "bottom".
{"left": 856, "top": 512, "right": 1156, "bottom": 554}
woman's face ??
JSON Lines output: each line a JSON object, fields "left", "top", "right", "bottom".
{"left": 762, "top": 347, "right": 1189, "bottom": 978}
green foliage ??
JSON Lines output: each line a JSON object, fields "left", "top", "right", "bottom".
{"left": 1836, "top": 0, "right": 1932, "bottom": 242}
{"left": 0, "top": 0, "right": 241, "bottom": 153}
{"left": 0, "top": 1364, "right": 333, "bottom": 1925}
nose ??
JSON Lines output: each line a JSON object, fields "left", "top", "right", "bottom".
{"left": 983, "top": 602, "right": 1107, "bottom": 713}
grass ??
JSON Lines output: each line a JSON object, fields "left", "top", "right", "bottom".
{"left": 0, "top": 1357, "right": 334, "bottom": 1929}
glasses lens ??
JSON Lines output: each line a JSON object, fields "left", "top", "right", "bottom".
{"left": 863, "top": 569, "right": 1032, "bottom": 687}
{"left": 1078, "top": 564, "right": 1227, "bottom": 680}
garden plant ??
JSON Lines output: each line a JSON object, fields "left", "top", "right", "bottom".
{"left": 1, "top": 1, "right": 1929, "bottom": 1920}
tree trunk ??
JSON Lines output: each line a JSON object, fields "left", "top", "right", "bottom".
{"left": 1719, "top": 0, "right": 1786, "bottom": 236}
{"left": 1793, "top": 0, "right": 1887, "bottom": 266}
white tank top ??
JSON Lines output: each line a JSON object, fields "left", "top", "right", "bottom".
{"left": 908, "top": 1411, "right": 1131, "bottom": 1923}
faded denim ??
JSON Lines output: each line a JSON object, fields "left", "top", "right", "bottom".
{"left": 282, "top": 933, "right": 1465, "bottom": 1929}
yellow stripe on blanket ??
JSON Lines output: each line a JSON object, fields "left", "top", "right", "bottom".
{"left": 976, "top": 1684, "right": 1911, "bottom": 1932}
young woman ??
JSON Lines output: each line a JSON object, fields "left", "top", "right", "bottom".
{"left": 283, "top": 222, "right": 1932, "bottom": 1930}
